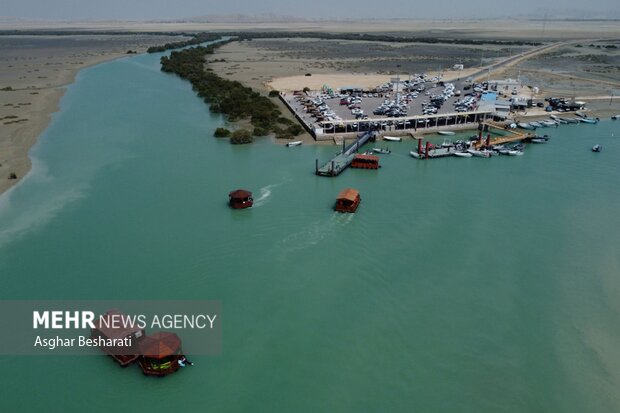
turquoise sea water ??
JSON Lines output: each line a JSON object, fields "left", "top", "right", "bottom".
{"left": 0, "top": 47, "right": 619, "bottom": 412}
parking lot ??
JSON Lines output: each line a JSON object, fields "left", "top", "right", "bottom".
{"left": 283, "top": 77, "right": 503, "bottom": 136}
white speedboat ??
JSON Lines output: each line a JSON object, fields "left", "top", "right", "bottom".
{"left": 372, "top": 147, "right": 391, "bottom": 154}
{"left": 529, "top": 121, "right": 542, "bottom": 128}
{"left": 542, "top": 120, "right": 557, "bottom": 127}
{"left": 592, "top": 144, "right": 602, "bottom": 152}
{"left": 562, "top": 117, "right": 580, "bottom": 124}
{"left": 438, "top": 130, "right": 455, "bottom": 136}
{"left": 454, "top": 152, "right": 472, "bottom": 158}
{"left": 467, "top": 149, "right": 491, "bottom": 158}
{"left": 550, "top": 114, "right": 559, "bottom": 120}
{"left": 531, "top": 138, "right": 549, "bottom": 143}
{"left": 580, "top": 118, "right": 598, "bottom": 124}
{"left": 384, "top": 136, "right": 402, "bottom": 142}
{"left": 518, "top": 122, "right": 534, "bottom": 129}
{"left": 286, "top": 141, "right": 303, "bottom": 147}
{"left": 508, "top": 150, "right": 524, "bottom": 156}
{"left": 410, "top": 150, "right": 423, "bottom": 158}
{"left": 612, "top": 114, "right": 619, "bottom": 120}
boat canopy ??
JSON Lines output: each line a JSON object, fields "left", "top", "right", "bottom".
{"left": 337, "top": 188, "right": 360, "bottom": 202}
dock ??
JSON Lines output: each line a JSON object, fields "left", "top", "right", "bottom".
{"left": 316, "top": 131, "right": 376, "bottom": 176}
{"left": 474, "top": 121, "right": 535, "bottom": 148}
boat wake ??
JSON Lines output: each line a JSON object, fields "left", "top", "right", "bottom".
{"left": 274, "top": 212, "right": 355, "bottom": 257}
{"left": 253, "top": 180, "right": 290, "bottom": 207}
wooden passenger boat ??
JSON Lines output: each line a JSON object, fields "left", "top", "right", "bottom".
{"left": 229, "top": 189, "right": 253, "bottom": 209}
{"left": 335, "top": 188, "right": 361, "bottom": 213}
{"left": 350, "top": 154, "right": 380, "bottom": 169}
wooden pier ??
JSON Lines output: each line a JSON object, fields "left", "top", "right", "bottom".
{"left": 316, "top": 131, "right": 376, "bottom": 176}
{"left": 474, "top": 121, "right": 535, "bottom": 148}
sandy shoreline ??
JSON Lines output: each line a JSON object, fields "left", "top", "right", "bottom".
{"left": 0, "top": 34, "right": 182, "bottom": 195}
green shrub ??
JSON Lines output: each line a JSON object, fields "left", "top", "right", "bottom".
{"left": 230, "top": 129, "right": 253, "bottom": 144}
{"left": 253, "top": 127, "right": 269, "bottom": 136}
{"left": 214, "top": 127, "right": 231, "bottom": 137}
{"left": 287, "top": 124, "right": 303, "bottom": 136}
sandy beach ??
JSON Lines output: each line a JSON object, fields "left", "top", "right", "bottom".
{"left": 0, "top": 34, "right": 181, "bottom": 195}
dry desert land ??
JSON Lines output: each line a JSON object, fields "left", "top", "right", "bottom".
{"left": 0, "top": 19, "right": 618, "bottom": 193}
{"left": 0, "top": 33, "right": 184, "bottom": 194}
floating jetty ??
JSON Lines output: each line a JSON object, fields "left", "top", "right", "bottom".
{"left": 315, "top": 131, "right": 377, "bottom": 176}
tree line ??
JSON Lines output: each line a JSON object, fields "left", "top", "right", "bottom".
{"left": 147, "top": 33, "right": 222, "bottom": 53}
{"left": 160, "top": 43, "right": 302, "bottom": 143}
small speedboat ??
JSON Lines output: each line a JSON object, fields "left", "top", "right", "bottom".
{"left": 542, "top": 120, "right": 557, "bottom": 127}
{"left": 592, "top": 144, "right": 602, "bottom": 152}
{"left": 286, "top": 140, "right": 303, "bottom": 147}
{"left": 530, "top": 121, "right": 542, "bottom": 128}
{"left": 508, "top": 150, "right": 524, "bottom": 156}
{"left": 454, "top": 152, "right": 472, "bottom": 158}
{"left": 410, "top": 150, "right": 423, "bottom": 158}
{"left": 555, "top": 118, "right": 568, "bottom": 124}
{"left": 612, "top": 114, "right": 619, "bottom": 120}
{"left": 438, "top": 130, "right": 455, "bottom": 136}
{"left": 550, "top": 115, "right": 560, "bottom": 120}
{"left": 580, "top": 118, "right": 598, "bottom": 124}
{"left": 467, "top": 149, "right": 491, "bottom": 158}
{"left": 531, "top": 138, "right": 549, "bottom": 144}
{"left": 384, "top": 136, "right": 402, "bottom": 142}
{"left": 518, "top": 122, "right": 534, "bottom": 129}
{"left": 562, "top": 117, "right": 580, "bottom": 124}
{"left": 373, "top": 147, "right": 391, "bottom": 154}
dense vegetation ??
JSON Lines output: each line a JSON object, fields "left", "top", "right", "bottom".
{"left": 218, "top": 31, "right": 543, "bottom": 46}
{"left": 214, "top": 127, "right": 231, "bottom": 137}
{"left": 230, "top": 129, "right": 253, "bottom": 144}
{"left": 161, "top": 43, "right": 302, "bottom": 141}
{"left": 147, "top": 33, "right": 222, "bottom": 53}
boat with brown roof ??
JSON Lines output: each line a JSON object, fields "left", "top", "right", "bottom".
{"left": 90, "top": 309, "right": 146, "bottom": 367}
{"left": 229, "top": 189, "right": 253, "bottom": 209}
{"left": 335, "top": 188, "right": 361, "bottom": 213}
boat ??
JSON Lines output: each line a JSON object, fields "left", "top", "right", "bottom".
{"left": 542, "top": 120, "right": 557, "bottom": 127}
{"left": 91, "top": 310, "right": 145, "bottom": 367}
{"left": 351, "top": 154, "right": 380, "bottom": 169}
{"left": 575, "top": 111, "right": 587, "bottom": 118}
{"left": 518, "top": 122, "right": 534, "bottom": 129}
{"left": 529, "top": 121, "right": 542, "bottom": 128}
{"left": 229, "top": 189, "right": 253, "bottom": 209}
{"left": 555, "top": 118, "right": 568, "bottom": 124}
{"left": 335, "top": 188, "right": 361, "bottom": 213}
{"left": 453, "top": 152, "right": 473, "bottom": 158}
{"left": 580, "top": 118, "right": 598, "bottom": 124}
{"left": 372, "top": 147, "right": 391, "bottom": 154}
{"left": 592, "top": 144, "right": 602, "bottom": 152}
{"left": 438, "top": 130, "right": 455, "bottom": 136}
{"left": 286, "top": 140, "right": 303, "bottom": 147}
{"left": 138, "top": 332, "right": 184, "bottom": 376}
{"left": 550, "top": 114, "right": 560, "bottom": 120}
{"left": 467, "top": 149, "right": 491, "bottom": 158}
{"left": 508, "top": 150, "right": 524, "bottom": 156}
{"left": 383, "top": 136, "right": 402, "bottom": 142}
{"left": 409, "top": 151, "right": 423, "bottom": 158}
{"left": 562, "top": 117, "right": 580, "bottom": 124}
{"left": 612, "top": 115, "right": 619, "bottom": 120}
{"left": 531, "top": 138, "right": 549, "bottom": 143}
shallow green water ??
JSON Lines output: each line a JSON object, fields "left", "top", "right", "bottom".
{"left": 0, "top": 48, "right": 619, "bottom": 412}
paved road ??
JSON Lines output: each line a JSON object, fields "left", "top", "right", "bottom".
{"left": 468, "top": 40, "right": 582, "bottom": 82}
